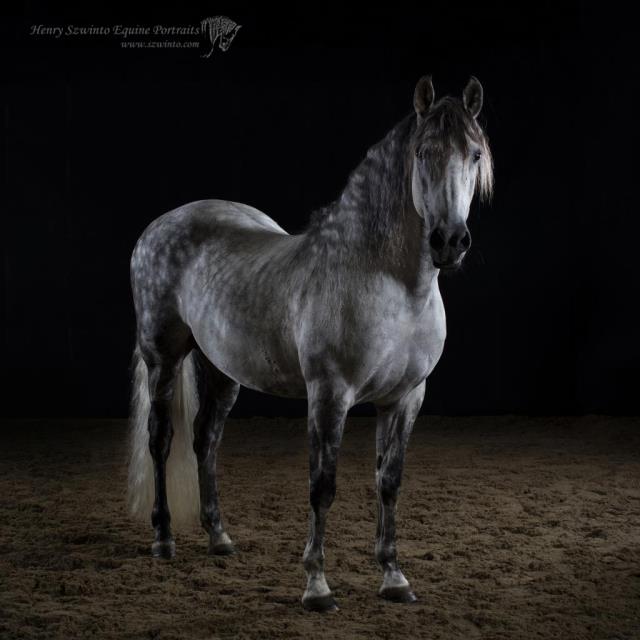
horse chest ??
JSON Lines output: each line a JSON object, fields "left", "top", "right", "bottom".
{"left": 359, "top": 299, "right": 446, "bottom": 404}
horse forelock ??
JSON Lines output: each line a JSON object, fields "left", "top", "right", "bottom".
{"left": 415, "top": 97, "right": 494, "bottom": 202}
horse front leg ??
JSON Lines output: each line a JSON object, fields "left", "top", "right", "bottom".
{"left": 374, "top": 380, "right": 425, "bottom": 603}
{"left": 301, "top": 380, "right": 351, "bottom": 612}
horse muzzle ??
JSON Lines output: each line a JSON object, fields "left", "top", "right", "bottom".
{"left": 429, "top": 224, "right": 471, "bottom": 269}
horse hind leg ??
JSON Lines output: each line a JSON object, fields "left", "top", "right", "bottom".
{"left": 143, "top": 348, "right": 186, "bottom": 559}
{"left": 191, "top": 349, "right": 240, "bottom": 555}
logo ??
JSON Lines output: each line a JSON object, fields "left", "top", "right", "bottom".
{"left": 28, "top": 15, "right": 243, "bottom": 58}
{"left": 200, "top": 16, "right": 242, "bottom": 57}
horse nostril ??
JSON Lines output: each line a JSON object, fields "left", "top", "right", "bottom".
{"left": 429, "top": 229, "right": 445, "bottom": 251}
{"left": 449, "top": 230, "right": 471, "bottom": 250}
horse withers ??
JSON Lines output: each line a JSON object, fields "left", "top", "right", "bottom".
{"left": 128, "top": 76, "right": 493, "bottom": 612}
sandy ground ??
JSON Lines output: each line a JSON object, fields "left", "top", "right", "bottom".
{"left": 1, "top": 415, "right": 639, "bottom": 640}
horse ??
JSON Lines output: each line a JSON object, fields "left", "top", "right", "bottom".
{"left": 128, "top": 75, "right": 493, "bottom": 612}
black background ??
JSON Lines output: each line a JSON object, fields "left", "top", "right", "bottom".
{"left": 1, "top": 3, "right": 637, "bottom": 418}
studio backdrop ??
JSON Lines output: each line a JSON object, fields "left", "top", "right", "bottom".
{"left": 1, "top": 4, "right": 636, "bottom": 418}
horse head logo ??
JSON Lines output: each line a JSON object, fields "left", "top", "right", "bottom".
{"left": 201, "top": 16, "right": 241, "bottom": 58}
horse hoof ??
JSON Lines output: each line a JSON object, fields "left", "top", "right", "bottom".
{"left": 208, "top": 532, "right": 236, "bottom": 556}
{"left": 379, "top": 585, "right": 417, "bottom": 603}
{"left": 208, "top": 541, "right": 236, "bottom": 556}
{"left": 302, "top": 594, "right": 339, "bottom": 613}
{"left": 151, "top": 539, "right": 176, "bottom": 559}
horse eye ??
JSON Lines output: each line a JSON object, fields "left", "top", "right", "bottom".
{"left": 472, "top": 150, "right": 482, "bottom": 163}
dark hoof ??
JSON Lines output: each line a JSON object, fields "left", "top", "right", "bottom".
{"left": 302, "top": 594, "right": 339, "bottom": 613}
{"left": 151, "top": 539, "right": 176, "bottom": 559}
{"left": 208, "top": 541, "right": 236, "bottom": 556}
{"left": 379, "top": 585, "right": 417, "bottom": 603}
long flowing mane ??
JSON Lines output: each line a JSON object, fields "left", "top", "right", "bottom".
{"left": 302, "top": 98, "right": 493, "bottom": 260}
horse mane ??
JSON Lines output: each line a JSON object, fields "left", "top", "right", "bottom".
{"left": 303, "top": 115, "right": 415, "bottom": 258}
{"left": 303, "top": 97, "right": 493, "bottom": 257}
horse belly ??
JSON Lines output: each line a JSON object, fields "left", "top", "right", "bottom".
{"left": 192, "top": 316, "right": 308, "bottom": 398}
{"left": 229, "top": 346, "right": 308, "bottom": 398}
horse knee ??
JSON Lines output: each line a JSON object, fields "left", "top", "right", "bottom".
{"left": 377, "top": 465, "right": 401, "bottom": 504}
{"left": 309, "top": 468, "right": 337, "bottom": 510}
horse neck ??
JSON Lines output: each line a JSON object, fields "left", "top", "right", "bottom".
{"left": 309, "top": 115, "right": 437, "bottom": 296}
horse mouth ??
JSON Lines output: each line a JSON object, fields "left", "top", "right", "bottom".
{"left": 433, "top": 258, "right": 463, "bottom": 270}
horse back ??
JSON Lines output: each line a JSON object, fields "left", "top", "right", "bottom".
{"left": 130, "top": 199, "right": 293, "bottom": 353}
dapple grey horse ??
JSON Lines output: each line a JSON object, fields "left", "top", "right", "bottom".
{"left": 128, "top": 76, "right": 493, "bottom": 612}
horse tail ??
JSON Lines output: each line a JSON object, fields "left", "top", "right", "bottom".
{"left": 127, "top": 344, "right": 201, "bottom": 528}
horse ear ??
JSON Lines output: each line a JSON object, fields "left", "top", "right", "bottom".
{"left": 463, "top": 76, "right": 483, "bottom": 118}
{"left": 414, "top": 76, "right": 435, "bottom": 119}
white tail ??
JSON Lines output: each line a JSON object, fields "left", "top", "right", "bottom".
{"left": 127, "top": 346, "right": 201, "bottom": 528}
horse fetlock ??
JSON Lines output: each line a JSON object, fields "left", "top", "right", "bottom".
{"left": 151, "top": 506, "right": 172, "bottom": 531}
{"left": 199, "top": 504, "right": 221, "bottom": 530}
{"left": 375, "top": 541, "right": 398, "bottom": 568}
{"left": 151, "top": 537, "right": 176, "bottom": 559}
{"left": 303, "top": 545, "right": 324, "bottom": 574}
